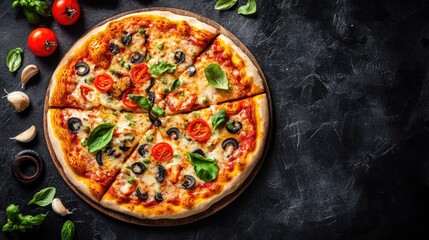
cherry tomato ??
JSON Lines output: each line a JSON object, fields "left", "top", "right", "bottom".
{"left": 152, "top": 142, "right": 173, "bottom": 162}
{"left": 187, "top": 119, "right": 211, "bottom": 142}
{"left": 80, "top": 85, "right": 94, "bottom": 101}
{"left": 93, "top": 73, "right": 114, "bottom": 92}
{"left": 166, "top": 88, "right": 197, "bottom": 113}
{"left": 52, "top": 0, "right": 81, "bottom": 26}
{"left": 122, "top": 89, "right": 140, "bottom": 109}
{"left": 131, "top": 63, "right": 151, "bottom": 85}
{"left": 27, "top": 28, "right": 58, "bottom": 57}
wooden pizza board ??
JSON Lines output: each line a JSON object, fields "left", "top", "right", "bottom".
{"left": 43, "top": 7, "right": 273, "bottom": 226}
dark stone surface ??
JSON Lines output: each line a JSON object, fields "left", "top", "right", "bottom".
{"left": 1, "top": 0, "right": 429, "bottom": 239}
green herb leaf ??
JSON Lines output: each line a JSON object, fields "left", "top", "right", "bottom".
{"left": 128, "top": 94, "right": 152, "bottom": 110}
{"left": 28, "top": 187, "right": 56, "bottom": 206}
{"left": 151, "top": 106, "right": 165, "bottom": 116}
{"left": 204, "top": 63, "right": 229, "bottom": 90}
{"left": 215, "top": 0, "right": 238, "bottom": 10}
{"left": 148, "top": 62, "right": 176, "bottom": 76}
{"left": 170, "top": 79, "right": 180, "bottom": 91}
{"left": 2, "top": 204, "right": 47, "bottom": 233}
{"left": 238, "top": 0, "right": 257, "bottom": 15}
{"left": 186, "top": 152, "right": 219, "bottom": 182}
{"left": 211, "top": 109, "right": 227, "bottom": 134}
{"left": 32, "top": 1, "right": 51, "bottom": 17}
{"left": 6, "top": 47, "right": 23, "bottom": 73}
{"left": 86, "top": 123, "right": 116, "bottom": 153}
{"left": 127, "top": 176, "right": 135, "bottom": 184}
{"left": 61, "top": 220, "right": 75, "bottom": 240}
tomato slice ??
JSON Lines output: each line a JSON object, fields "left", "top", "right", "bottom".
{"left": 152, "top": 142, "right": 173, "bottom": 162}
{"left": 94, "top": 73, "right": 114, "bottom": 92}
{"left": 131, "top": 63, "right": 151, "bottom": 85}
{"left": 187, "top": 119, "right": 211, "bottom": 142}
{"left": 80, "top": 85, "right": 94, "bottom": 101}
{"left": 122, "top": 88, "right": 140, "bottom": 109}
{"left": 166, "top": 88, "right": 197, "bottom": 113}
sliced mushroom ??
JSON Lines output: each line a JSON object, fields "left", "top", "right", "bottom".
{"left": 138, "top": 144, "right": 148, "bottom": 157}
{"left": 181, "top": 175, "right": 196, "bottom": 189}
{"left": 166, "top": 128, "right": 180, "bottom": 140}
{"left": 174, "top": 51, "right": 185, "bottom": 64}
{"left": 136, "top": 187, "right": 148, "bottom": 201}
{"left": 96, "top": 151, "right": 103, "bottom": 166}
{"left": 130, "top": 52, "right": 144, "bottom": 64}
{"left": 75, "top": 62, "right": 90, "bottom": 76}
{"left": 155, "top": 165, "right": 166, "bottom": 182}
{"left": 222, "top": 138, "right": 239, "bottom": 150}
{"left": 226, "top": 120, "right": 242, "bottom": 134}
{"left": 131, "top": 162, "right": 145, "bottom": 174}
{"left": 67, "top": 118, "right": 82, "bottom": 133}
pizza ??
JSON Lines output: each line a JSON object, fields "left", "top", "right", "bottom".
{"left": 46, "top": 10, "right": 270, "bottom": 221}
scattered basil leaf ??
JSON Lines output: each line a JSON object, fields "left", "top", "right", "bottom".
{"left": 6, "top": 47, "right": 23, "bottom": 73}
{"left": 148, "top": 62, "right": 176, "bottom": 76}
{"left": 211, "top": 109, "right": 227, "bottom": 134}
{"left": 28, "top": 187, "right": 56, "bottom": 207}
{"left": 238, "top": 0, "right": 257, "bottom": 15}
{"left": 128, "top": 94, "right": 152, "bottom": 110}
{"left": 86, "top": 123, "right": 116, "bottom": 153}
{"left": 12, "top": 0, "right": 51, "bottom": 24}
{"left": 2, "top": 204, "right": 47, "bottom": 233}
{"left": 32, "top": 0, "right": 51, "bottom": 17}
{"left": 151, "top": 106, "right": 165, "bottom": 116}
{"left": 186, "top": 152, "right": 218, "bottom": 182}
{"left": 23, "top": 8, "right": 40, "bottom": 24}
{"left": 170, "top": 79, "right": 180, "bottom": 91}
{"left": 204, "top": 63, "right": 229, "bottom": 90}
{"left": 61, "top": 220, "right": 75, "bottom": 240}
{"left": 215, "top": 0, "right": 238, "bottom": 10}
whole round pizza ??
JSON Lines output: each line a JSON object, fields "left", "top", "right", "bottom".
{"left": 45, "top": 9, "right": 270, "bottom": 222}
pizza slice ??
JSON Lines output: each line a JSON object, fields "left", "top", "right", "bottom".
{"left": 47, "top": 108, "right": 152, "bottom": 201}
{"left": 159, "top": 34, "right": 265, "bottom": 115}
{"left": 99, "top": 94, "right": 268, "bottom": 219}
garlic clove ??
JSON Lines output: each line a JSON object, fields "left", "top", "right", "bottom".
{"left": 10, "top": 125, "right": 37, "bottom": 143}
{"left": 3, "top": 89, "right": 30, "bottom": 112}
{"left": 21, "top": 64, "right": 39, "bottom": 88}
{"left": 52, "top": 198, "right": 75, "bottom": 216}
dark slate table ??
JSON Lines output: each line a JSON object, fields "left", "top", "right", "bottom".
{"left": 1, "top": 0, "right": 429, "bottom": 239}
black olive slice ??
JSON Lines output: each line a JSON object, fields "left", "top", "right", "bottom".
{"left": 96, "top": 151, "right": 103, "bottom": 166}
{"left": 155, "top": 165, "right": 166, "bottom": 182}
{"left": 119, "top": 146, "right": 130, "bottom": 152}
{"left": 109, "top": 43, "right": 119, "bottom": 55}
{"left": 138, "top": 144, "right": 148, "bottom": 157}
{"left": 131, "top": 162, "right": 146, "bottom": 174}
{"left": 192, "top": 149, "right": 204, "bottom": 157}
{"left": 181, "top": 175, "right": 196, "bottom": 189}
{"left": 130, "top": 52, "right": 144, "bottom": 64}
{"left": 222, "top": 138, "right": 239, "bottom": 150}
{"left": 147, "top": 91, "right": 155, "bottom": 104}
{"left": 155, "top": 192, "right": 163, "bottom": 202}
{"left": 226, "top": 120, "right": 242, "bottom": 134}
{"left": 122, "top": 31, "right": 132, "bottom": 46}
{"left": 136, "top": 187, "right": 148, "bottom": 201}
{"left": 149, "top": 112, "right": 162, "bottom": 127}
{"left": 166, "top": 128, "right": 180, "bottom": 140}
{"left": 174, "top": 50, "right": 185, "bottom": 64}
{"left": 188, "top": 65, "right": 196, "bottom": 77}
{"left": 67, "top": 117, "right": 82, "bottom": 133}
{"left": 75, "top": 62, "right": 90, "bottom": 76}
{"left": 145, "top": 78, "right": 154, "bottom": 92}
{"left": 105, "top": 146, "right": 115, "bottom": 156}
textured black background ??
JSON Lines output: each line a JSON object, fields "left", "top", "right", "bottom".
{"left": 1, "top": 0, "right": 429, "bottom": 239}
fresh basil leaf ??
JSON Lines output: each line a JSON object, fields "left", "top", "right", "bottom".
{"left": 151, "top": 106, "right": 165, "bottom": 116}
{"left": 23, "top": 8, "right": 41, "bottom": 24}
{"left": 186, "top": 152, "right": 218, "bottom": 182}
{"left": 2, "top": 204, "right": 47, "bottom": 233}
{"left": 211, "top": 109, "right": 227, "bottom": 134}
{"left": 128, "top": 94, "right": 152, "bottom": 110}
{"left": 86, "top": 123, "right": 116, "bottom": 153}
{"left": 61, "top": 220, "right": 75, "bottom": 240}
{"left": 6, "top": 47, "right": 23, "bottom": 73}
{"left": 215, "top": 0, "right": 238, "bottom": 10}
{"left": 170, "top": 79, "right": 180, "bottom": 91}
{"left": 28, "top": 187, "right": 56, "bottom": 207}
{"left": 204, "top": 63, "right": 229, "bottom": 90}
{"left": 148, "top": 62, "right": 176, "bottom": 76}
{"left": 32, "top": 1, "right": 51, "bottom": 17}
{"left": 238, "top": 0, "right": 257, "bottom": 15}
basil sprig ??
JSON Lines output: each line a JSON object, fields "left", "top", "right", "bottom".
{"left": 204, "top": 63, "right": 229, "bottom": 90}
{"left": 128, "top": 94, "right": 165, "bottom": 116}
{"left": 148, "top": 62, "right": 176, "bottom": 76}
{"left": 211, "top": 109, "right": 227, "bottom": 134}
{"left": 12, "top": 0, "right": 51, "bottom": 24}
{"left": 28, "top": 187, "right": 56, "bottom": 207}
{"left": 2, "top": 204, "right": 47, "bottom": 232}
{"left": 61, "top": 220, "right": 75, "bottom": 240}
{"left": 238, "top": 0, "right": 257, "bottom": 15}
{"left": 86, "top": 123, "right": 116, "bottom": 153}
{"left": 215, "top": 0, "right": 237, "bottom": 10}
{"left": 6, "top": 48, "right": 23, "bottom": 73}
{"left": 186, "top": 152, "right": 219, "bottom": 182}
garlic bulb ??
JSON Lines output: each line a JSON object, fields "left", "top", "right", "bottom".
{"left": 3, "top": 89, "right": 30, "bottom": 112}
{"left": 21, "top": 64, "right": 39, "bottom": 88}
{"left": 10, "top": 125, "right": 37, "bottom": 143}
{"left": 52, "top": 198, "right": 75, "bottom": 216}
